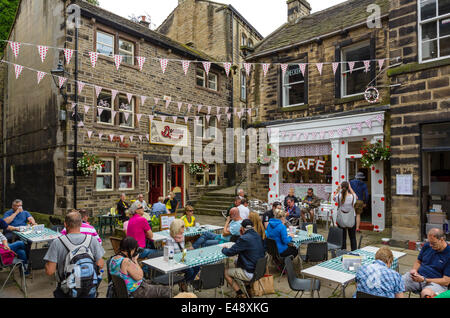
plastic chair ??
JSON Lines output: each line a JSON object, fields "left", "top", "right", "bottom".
{"left": 356, "top": 291, "right": 388, "bottom": 298}
{"left": 327, "top": 227, "right": 343, "bottom": 258}
{"left": 300, "top": 241, "right": 328, "bottom": 264}
{"left": 234, "top": 256, "right": 268, "bottom": 298}
{"left": 0, "top": 257, "right": 27, "bottom": 298}
{"left": 285, "top": 256, "right": 320, "bottom": 298}
{"left": 191, "top": 263, "right": 225, "bottom": 298}
{"left": 266, "top": 238, "right": 287, "bottom": 281}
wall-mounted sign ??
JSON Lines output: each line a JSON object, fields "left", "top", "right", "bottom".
{"left": 150, "top": 121, "right": 189, "bottom": 147}
{"left": 287, "top": 158, "right": 326, "bottom": 174}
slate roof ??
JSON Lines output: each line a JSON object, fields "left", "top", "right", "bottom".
{"left": 249, "top": 0, "right": 390, "bottom": 59}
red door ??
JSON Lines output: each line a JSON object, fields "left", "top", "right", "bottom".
{"left": 148, "top": 164, "right": 164, "bottom": 205}
{"left": 171, "top": 165, "right": 184, "bottom": 208}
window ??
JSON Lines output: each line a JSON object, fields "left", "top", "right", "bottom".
{"left": 96, "top": 31, "right": 114, "bottom": 57}
{"left": 97, "top": 90, "right": 113, "bottom": 125}
{"left": 119, "top": 95, "right": 134, "bottom": 128}
{"left": 196, "top": 68, "right": 218, "bottom": 91}
{"left": 119, "top": 38, "right": 135, "bottom": 65}
{"left": 341, "top": 42, "right": 372, "bottom": 97}
{"left": 96, "top": 158, "right": 114, "bottom": 191}
{"left": 241, "top": 70, "right": 247, "bottom": 101}
{"left": 282, "top": 64, "right": 306, "bottom": 107}
{"left": 118, "top": 160, "right": 134, "bottom": 190}
{"left": 419, "top": 0, "right": 450, "bottom": 62}
{"left": 208, "top": 73, "right": 218, "bottom": 91}
{"left": 205, "top": 117, "right": 217, "bottom": 140}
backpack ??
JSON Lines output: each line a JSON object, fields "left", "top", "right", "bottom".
{"left": 58, "top": 235, "right": 100, "bottom": 298}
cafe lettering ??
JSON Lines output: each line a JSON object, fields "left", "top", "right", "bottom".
{"left": 286, "top": 158, "right": 326, "bottom": 174}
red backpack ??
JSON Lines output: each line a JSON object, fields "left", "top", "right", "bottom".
{"left": 0, "top": 245, "right": 15, "bottom": 265}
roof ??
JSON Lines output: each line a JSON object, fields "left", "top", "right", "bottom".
{"left": 250, "top": 0, "right": 390, "bottom": 59}
{"left": 75, "top": 0, "right": 217, "bottom": 62}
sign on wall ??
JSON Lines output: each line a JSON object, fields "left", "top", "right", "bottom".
{"left": 150, "top": 121, "right": 189, "bottom": 147}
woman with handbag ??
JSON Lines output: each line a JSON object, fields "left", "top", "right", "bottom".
{"left": 334, "top": 181, "right": 358, "bottom": 251}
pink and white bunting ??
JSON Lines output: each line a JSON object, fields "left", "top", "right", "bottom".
{"left": 316, "top": 63, "right": 323, "bottom": 75}
{"left": 38, "top": 46, "right": 48, "bottom": 63}
{"left": 37, "top": 71, "right": 46, "bottom": 84}
{"left": 364, "top": 60, "right": 371, "bottom": 73}
{"left": 58, "top": 76, "right": 67, "bottom": 88}
{"left": 332, "top": 62, "right": 339, "bottom": 75}
{"left": 88, "top": 52, "right": 99, "bottom": 68}
{"left": 348, "top": 61, "right": 355, "bottom": 74}
{"left": 299, "top": 63, "right": 307, "bottom": 77}
{"left": 9, "top": 42, "right": 21, "bottom": 58}
{"left": 223, "top": 62, "right": 232, "bottom": 77}
{"left": 202, "top": 62, "right": 211, "bottom": 76}
{"left": 182, "top": 61, "right": 190, "bottom": 75}
{"left": 160, "top": 59, "right": 168, "bottom": 74}
{"left": 14, "top": 64, "right": 23, "bottom": 79}
{"left": 244, "top": 63, "right": 252, "bottom": 76}
{"left": 262, "top": 63, "right": 270, "bottom": 77}
{"left": 77, "top": 81, "right": 85, "bottom": 94}
{"left": 64, "top": 49, "right": 74, "bottom": 65}
{"left": 137, "top": 57, "right": 146, "bottom": 71}
{"left": 280, "top": 64, "right": 289, "bottom": 76}
{"left": 114, "top": 55, "right": 123, "bottom": 70}
{"left": 94, "top": 85, "right": 103, "bottom": 98}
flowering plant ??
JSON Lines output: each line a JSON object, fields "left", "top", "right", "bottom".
{"left": 189, "top": 162, "right": 208, "bottom": 175}
{"left": 257, "top": 144, "right": 278, "bottom": 166}
{"left": 77, "top": 152, "right": 104, "bottom": 177}
{"left": 360, "top": 141, "right": 390, "bottom": 168}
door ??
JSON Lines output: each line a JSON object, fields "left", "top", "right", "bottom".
{"left": 148, "top": 164, "right": 164, "bottom": 205}
{"left": 171, "top": 165, "right": 184, "bottom": 208}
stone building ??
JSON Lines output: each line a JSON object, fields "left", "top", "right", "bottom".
{"left": 246, "top": 0, "right": 392, "bottom": 233}
{"left": 1, "top": 0, "right": 232, "bottom": 216}
{"left": 388, "top": 0, "right": 450, "bottom": 241}
{"left": 158, "top": 0, "right": 263, "bottom": 186}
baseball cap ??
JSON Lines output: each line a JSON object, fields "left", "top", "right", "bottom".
{"left": 0, "top": 219, "right": 8, "bottom": 230}
{"left": 241, "top": 219, "right": 253, "bottom": 230}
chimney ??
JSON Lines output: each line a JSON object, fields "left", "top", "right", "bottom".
{"left": 139, "top": 16, "right": 150, "bottom": 28}
{"left": 287, "top": 0, "right": 311, "bottom": 23}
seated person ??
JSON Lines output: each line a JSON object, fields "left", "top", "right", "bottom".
{"left": 61, "top": 209, "right": 102, "bottom": 244}
{"left": 151, "top": 197, "right": 168, "bottom": 218}
{"left": 110, "top": 237, "right": 170, "bottom": 298}
{"left": 193, "top": 207, "right": 242, "bottom": 249}
{"left": 180, "top": 206, "right": 196, "bottom": 228}
{"left": 117, "top": 193, "right": 130, "bottom": 222}
{"left": 126, "top": 204, "right": 157, "bottom": 259}
{"left": 402, "top": 228, "right": 450, "bottom": 298}
{"left": 222, "top": 219, "right": 265, "bottom": 298}
{"left": 0, "top": 219, "right": 29, "bottom": 275}
{"left": 284, "top": 188, "right": 299, "bottom": 209}
{"left": 266, "top": 209, "right": 298, "bottom": 258}
{"left": 3, "top": 199, "right": 37, "bottom": 242}
{"left": 285, "top": 198, "right": 301, "bottom": 224}
{"left": 165, "top": 219, "right": 200, "bottom": 292}
{"left": 238, "top": 198, "right": 250, "bottom": 220}
{"left": 263, "top": 201, "right": 281, "bottom": 229}
{"left": 355, "top": 246, "right": 404, "bottom": 298}
{"left": 300, "top": 188, "right": 321, "bottom": 223}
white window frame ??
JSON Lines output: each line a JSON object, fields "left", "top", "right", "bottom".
{"left": 96, "top": 158, "right": 114, "bottom": 192}
{"left": 208, "top": 73, "right": 218, "bottom": 91}
{"left": 118, "top": 159, "right": 135, "bottom": 191}
{"left": 418, "top": 0, "right": 450, "bottom": 63}
{"left": 340, "top": 41, "right": 371, "bottom": 98}
{"left": 96, "top": 31, "right": 115, "bottom": 58}
{"left": 241, "top": 70, "right": 247, "bottom": 101}
{"left": 97, "top": 90, "right": 113, "bottom": 126}
{"left": 119, "top": 95, "right": 135, "bottom": 129}
{"left": 119, "top": 38, "right": 135, "bottom": 65}
{"left": 196, "top": 68, "right": 206, "bottom": 88}
{"left": 282, "top": 63, "right": 305, "bottom": 108}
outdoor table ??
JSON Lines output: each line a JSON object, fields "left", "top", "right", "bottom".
{"left": 152, "top": 225, "right": 224, "bottom": 243}
{"left": 96, "top": 214, "right": 120, "bottom": 237}
{"left": 301, "top": 246, "right": 406, "bottom": 298}
{"left": 142, "top": 242, "right": 234, "bottom": 297}
{"left": 290, "top": 230, "right": 325, "bottom": 248}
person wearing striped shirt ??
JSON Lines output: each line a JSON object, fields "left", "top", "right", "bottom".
{"left": 61, "top": 209, "right": 102, "bottom": 244}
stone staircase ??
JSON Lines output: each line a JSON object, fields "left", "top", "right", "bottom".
{"left": 193, "top": 191, "right": 236, "bottom": 216}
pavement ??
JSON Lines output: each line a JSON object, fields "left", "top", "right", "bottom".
{"left": 0, "top": 214, "right": 420, "bottom": 298}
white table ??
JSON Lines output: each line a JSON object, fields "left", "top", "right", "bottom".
{"left": 301, "top": 246, "right": 407, "bottom": 298}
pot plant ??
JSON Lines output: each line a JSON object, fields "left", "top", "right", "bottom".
{"left": 360, "top": 141, "right": 391, "bottom": 168}
{"left": 77, "top": 152, "right": 104, "bottom": 177}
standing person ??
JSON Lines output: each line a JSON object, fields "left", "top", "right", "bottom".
{"left": 151, "top": 196, "right": 168, "bottom": 218}
{"left": 355, "top": 246, "right": 405, "bottom": 298}
{"left": 266, "top": 209, "right": 298, "bottom": 258}
{"left": 181, "top": 205, "right": 196, "bottom": 228}
{"left": 117, "top": 193, "right": 130, "bottom": 222}
{"left": 402, "top": 228, "right": 449, "bottom": 298}
{"left": 164, "top": 192, "right": 179, "bottom": 214}
{"left": 0, "top": 219, "right": 29, "bottom": 275}
{"left": 222, "top": 219, "right": 265, "bottom": 298}
{"left": 263, "top": 202, "right": 281, "bottom": 229}
{"left": 126, "top": 204, "right": 157, "bottom": 259}
{"left": 238, "top": 198, "right": 250, "bottom": 220}
{"left": 284, "top": 188, "right": 299, "bottom": 210}
{"left": 44, "top": 211, "right": 104, "bottom": 298}
{"left": 300, "top": 188, "right": 321, "bottom": 223}
{"left": 333, "top": 181, "right": 358, "bottom": 251}
{"left": 109, "top": 237, "right": 170, "bottom": 298}
{"left": 61, "top": 209, "right": 102, "bottom": 244}
{"left": 3, "top": 199, "right": 37, "bottom": 242}
{"left": 350, "top": 172, "right": 369, "bottom": 232}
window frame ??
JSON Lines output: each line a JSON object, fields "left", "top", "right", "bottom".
{"left": 96, "top": 158, "right": 114, "bottom": 192}
{"left": 418, "top": 0, "right": 450, "bottom": 63}
{"left": 118, "top": 159, "right": 135, "bottom": 191}
{"left": 340, "top": 41, "right": 372, "bottom": 98}
{"left": 281, "top": 62, "right": 307, "bottom": 108}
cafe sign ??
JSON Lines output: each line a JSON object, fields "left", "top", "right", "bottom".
{"left": 287, "top": 158, "right": 326, "bottom": 174}
{"left": 150, "top": 120, "right": 189, "bottom": 147}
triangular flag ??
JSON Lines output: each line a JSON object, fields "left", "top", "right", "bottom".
{"left": 154, "top": 98, "right": 159, "bottom": 106}
{"left": 332, "top": 62, "right": 339, "bottom": 75}
{"left": 111, "top": 89, "right": 118, "bottom": 102}
{"left": 84, "top": 106, "right": 90, "bottom": 114}
{"left": 299, "top": 63, "right": 306, "bottom": 77}
{"left": 94, "top": 85, "right": 102, "bottom": 98}
{"left": 114, "top": 55, "right": 123, "bottom": 70}
{"left": 98, "top": 133, "right": 103, "bottom": 140}
{"left": 223, "top": 62, "right": 232, "bottom": 77}
{"left": 178, "top": 102, "right": 183, "bottom": 112}
{"left": 58, "top": 76, "right": 67, "bottom": 88}
{"left": 182, "top": 61, "right": 190, "bottom": 75}
{"left": 137, "top": 56, "right": 146, "bottom": 71}
{"left": 14, "top": 64, "right": 23, "bottom": 79}
{"left": 136, "top": 114, "right": 143, "bottom": 123}
{"left": 9, "top": 42, "right": 21, "bottom": 58}
{"left": 262, "top": 64, "right": 270, "bottom": 77}
{"left": 172, "top": 116, "right": 178, "bottom": 124}
{"left": 38, "top": 45, "right": 48, "bottom": 63}
{"left": 64, "top": 49, "right": 74, "bottom": 65}
{"left": 37, "top": 71, "right": 46, "bottom": 84}
{"left": 280, "top": 64, "right": 288, "bottom": 76}
{"left": 348, "top": 61, "right": 355, "bottom": 74}
{"left": 126, "top": 93, "right": 133, "bottom": 104}
{"left": 89, "top": 52, "right": 99, "bottom": 68}
{"left": 378, "top": 59, "right": 385, "bottom": 70}
{"left": 244, "top": 63, "right": 252, "bottom": 76}
{"left": 160, "top": 59, "right": 168, "bottom": 73}
{"left": 87, "top": 131, "right": 93, "bottom": 139}
{"left": 202, "top": 62, "right": 211, "bottom": 76}
{"left": 364, "top": 60, "right": 371, "bottom": 73}
{"left": 141, "top": 95, "right": 147, "bottom": 106}
{"left": 77, "top": 81, "right": 85, "bottom": 94}
{"left": 316, "top": 63, "right": 323, "bottom": 75}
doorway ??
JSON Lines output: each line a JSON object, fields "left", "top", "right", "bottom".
{"left": 171, "top": 165, "right": 184, "bottom": 208}
{"left": 148, "top": 163, "right": 164, "bottom": 205}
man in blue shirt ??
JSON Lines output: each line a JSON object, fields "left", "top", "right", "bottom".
{"left": 151, "top": 196, "right": 168, "bottom": 218}
{"left": 355, "top": 246, "right": 405, "bottom": 298}
{"left": 349, "top": 172, "right": 369, "bottom": 232}
{"left": 402, "top": 228, "right": 450, "bottom": 298}
{"left": 3, "top": 199, "right": 37, "bottom": 242}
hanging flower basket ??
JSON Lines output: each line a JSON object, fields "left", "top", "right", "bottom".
{"left": 257, "top": 144, "right": 278, "bottom": 166}
{"left": 189, "top": 162, "right": 208, "bottom": 175}
{"left": 77, "top": 152, "right": 104, "bottom": 177}
{"left": 360, "top": 141, "right": 391, "bottom": 168}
